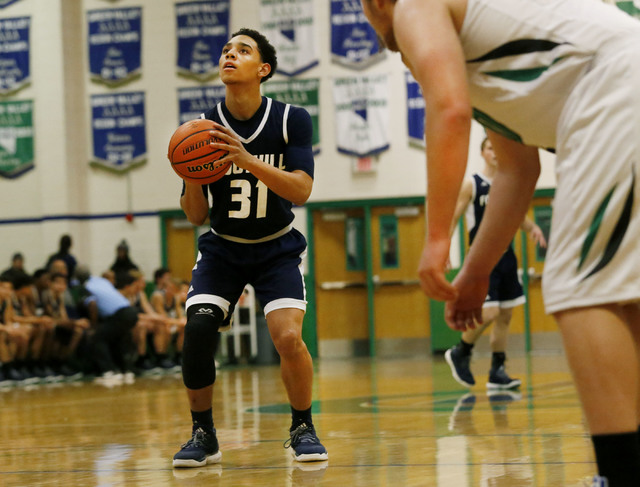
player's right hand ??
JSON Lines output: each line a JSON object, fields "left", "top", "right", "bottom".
{"left": 417, "top": 238, "right": 458, "bottom": 301}
{"left": 444, "top": 267, "right": 488, "bottom": 331}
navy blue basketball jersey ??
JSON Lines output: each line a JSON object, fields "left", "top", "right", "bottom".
{"left": 185, "top": 96, "right": 314, "bottom": 241}
{"left": 464, "top": 173, "right": 516, "bottom": 256}
{"left": 464, "top": 173, "right": 491, "bottom": 245}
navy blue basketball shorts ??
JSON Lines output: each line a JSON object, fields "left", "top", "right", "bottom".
{"left": 484, "top": 250, "right": 525, "bottom": 309}
{"left": 185, "top": 228, "right": 308, "bottom": 318}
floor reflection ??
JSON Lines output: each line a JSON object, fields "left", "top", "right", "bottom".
{"left": 0, "top": 354, "right": 595, "bottom": 486}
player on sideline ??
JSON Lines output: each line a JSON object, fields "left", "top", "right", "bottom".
{"left": 361, "top": 0, "right": 640, "bottom": 485}
{"left": 445, "top": 137, "right": 546, "bottom": 390}
{"left": 172, "top": 28, "right": 327, "bottom": 467}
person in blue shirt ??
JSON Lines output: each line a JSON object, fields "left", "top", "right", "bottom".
{"left": 173, "top": 28, "right": 327, "bottom": 468}
{"left": 75, "top": 266, "right": 138, "bottom": 380}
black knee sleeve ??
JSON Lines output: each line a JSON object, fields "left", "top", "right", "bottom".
{"left": 182, "top": 305, "right": 225, "bottom": 390}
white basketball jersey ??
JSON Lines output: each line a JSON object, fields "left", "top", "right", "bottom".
{"left": 460, "top": 0, "right": 640, "bottom": 149}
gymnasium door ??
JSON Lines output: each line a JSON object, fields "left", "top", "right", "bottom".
{"left": 313, "top": 208, "right": 369, "bottom": 347}
{"left": 160, "top": 211, "right": 201, "bottom": 283}
{"left": 310, "top": 199, "right": 430, "bottom": 356}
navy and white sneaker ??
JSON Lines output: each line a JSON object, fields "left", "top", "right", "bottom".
{"left": 284, "top": 423, "right": 328, "bottom": 462}
{"left": 173, "top": 426, "right": 222, "bottom": 468}
{"left": 445, "top": 346, "right": 475, "bottom": 387}
{"left": 487, "top": 365, "right": 521, "bottom": 390}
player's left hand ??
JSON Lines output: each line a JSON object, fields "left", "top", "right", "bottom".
{"left": 444, "top": 267, "right": 489, "bottom": 331}
{"left": 208, "top": 121, "right": 254, "bottom": 170}
{"left": 529, "top": 224, "right": 547, "bottom": 248}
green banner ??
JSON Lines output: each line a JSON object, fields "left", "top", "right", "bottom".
{"left": 262, "top": 78, "right": 320, "bottom": 153}
{"left": 0, "top": 99, "right": 33, "bottom": 178}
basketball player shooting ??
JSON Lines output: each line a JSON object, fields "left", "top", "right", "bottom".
{"left": 173, "top": 28, "right": 328, "bottom": 467}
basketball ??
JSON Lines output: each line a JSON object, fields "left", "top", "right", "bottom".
{"left": 168, "top": 119, "right": 230, "bottom": 184}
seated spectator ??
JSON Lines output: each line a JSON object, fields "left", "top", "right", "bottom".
{"left": 0, "top": 275, "right": 31, "bottom": 384}
{"left": 116, "top": 271, "right": 165, "bottom": 374}
{"left": 45, "top": 234, "right": 77, "bottom": 282}
{"left": 11, "top": 274, "right": 57, "bottom": 381}
{"left": 110, "top": 240, "right": 139, "bottom": 277}
{"left": 1, "top": 252, "right": 28, "bottom": 282}
{"left": 150, "top": 276, "right": 186, "bottom": 371}
{"left": 152, "top": 267, "right": 172, "bottom": 294}
{"left": 174, "top": 280, "right": 189, "bottom": 367}
{"left": 32, "top": 269, "right": 50, "bottom": 317}
{"left": 47, "top": 259, "right": 80, "bottom": 314}
{"left": 75, "top": 265, "right": 139, "bottom": 384}
{"left": 42, "top": 272, "right": 89, "bottom": 379}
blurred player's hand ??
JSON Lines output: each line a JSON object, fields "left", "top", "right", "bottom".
{"left": 444, "top": 267, "right": 488, "bottom": 331}
{"left": 418, "top": 237, "right": 457, "bottom": 301}
{"left": 528, "top": 224, "right": 547, "bottom": 248}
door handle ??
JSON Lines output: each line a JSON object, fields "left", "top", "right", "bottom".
{"left": 373, "top": 275, "right": 420, "bottom": 287}
{"left": 319, "top": 281, "right": 367, "bottom": 290}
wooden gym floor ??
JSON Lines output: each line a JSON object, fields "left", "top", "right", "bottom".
{"left": 0, "top": 353, "right": 595, "bottom": 486}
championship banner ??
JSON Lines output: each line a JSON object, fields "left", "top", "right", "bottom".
{"left": 406, "top": 71, "right": 425, "bottom": 148}
{"left": 91, "top": 92, "right": 146, "bottom": 172}
{"left": 262, "top": 78, "right": 320, "bottom": 154}
{"left": 0, "top": 0, "right": 22, "bottom": 8}
{"left": 178, "top": 84, "right": 225, "bottom": 124}
{"left": 176, "top": 0, "right": 230, "bottom": 81}
{"left": 330, "top": 0, "right": 384, "bottom": 70}
{"left": 0, "top": 17, "right": 30, "bottom": 95}
{"left": 87, "top": 7, "right": 142, "bottom": 86}
{"left": 0, "top": 100, "right": 33, "bottom": 179}
{"left": 260, "top": 0, "right": 318, "bottom": 77}
{"left": 332, "top": 74, "right": 389, "bottom": 157}
{"left": 614, "top": 0, "right": 640, "bottom": 18}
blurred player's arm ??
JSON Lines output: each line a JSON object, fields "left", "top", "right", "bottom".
{"left": 394, "top": 0, "right": 471, "bottom": 299}
{"left": 445, "top": 131, "right": 540, "bottom": 330}
{"left": 449, "top": 177, "right": 473, "bottom": 237}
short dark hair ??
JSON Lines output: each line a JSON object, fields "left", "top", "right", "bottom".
{"left": 231, "top": 28, "right": 277, "bottom": 83}
{"left": 33, "top": 268, "right": 49, "bottom": 280}
{"left": 12, "top": 274, "right": 33, "bottom": 291}
{"left": 115, "top": 272, "right": 136, "bottom": 290}
{"left": 154, "top": 267, "right": 170, "bottom": 283}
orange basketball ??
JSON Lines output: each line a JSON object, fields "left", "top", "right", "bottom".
{"left": 168, "top": 119, "right": 230, "bottom": 184}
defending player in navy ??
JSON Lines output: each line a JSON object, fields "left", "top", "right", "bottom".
{"left": 173, "top": 28, "right": 328, "bottom": 467}
{"left": 444, "top": 138, "right": 546, "bottom": 391}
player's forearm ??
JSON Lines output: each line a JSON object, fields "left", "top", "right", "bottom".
{"left": 425, "top": 107, "right": 471, "bottom": 243}
{"left": 180, "top": 182, "right": 209, "bottom": 226}
{"left": 245, "top": 157, "right": 312, "bottom": 206}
